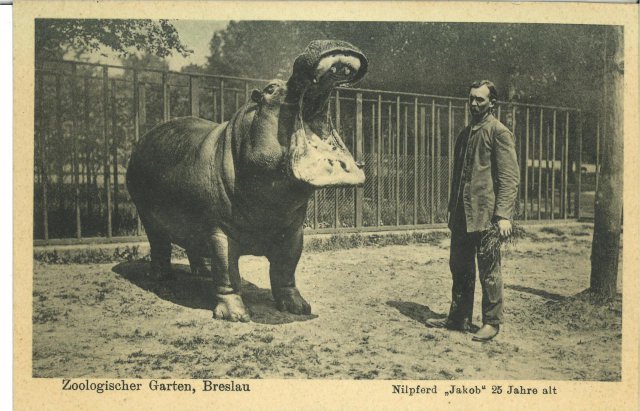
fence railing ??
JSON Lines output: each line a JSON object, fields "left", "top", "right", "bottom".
{"left": 34, "top": 60, "right": 596, "bottom": 244}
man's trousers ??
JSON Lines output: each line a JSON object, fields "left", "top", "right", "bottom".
{"left": 448, "top": 225, "right": 503, "bottom": 326}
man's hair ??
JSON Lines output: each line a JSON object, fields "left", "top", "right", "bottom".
{"left": 469, "top": 80, "right": 498, "bottom": 102}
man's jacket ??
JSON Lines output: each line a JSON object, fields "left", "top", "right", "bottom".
{"left": 448, "top": 114, "right": 520, "bottom": 233}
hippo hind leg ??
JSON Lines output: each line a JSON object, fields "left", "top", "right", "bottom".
{"left": 146, "top": 228, "right": 174, "bottom": 280}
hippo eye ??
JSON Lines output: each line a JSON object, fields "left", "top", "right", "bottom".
{"left": 265, "top": 84, "right": 276, "bottom": 94}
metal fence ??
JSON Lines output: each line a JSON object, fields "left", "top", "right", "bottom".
{"left": 34, "top": 60, "right": 596, "bottom": 245}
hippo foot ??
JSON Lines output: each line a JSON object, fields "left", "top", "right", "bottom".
{"left": 213, "top": 293, "right": 251, "bottom": 322}
{"left": 273, "top": 287, "right": 312, "bottom": 315}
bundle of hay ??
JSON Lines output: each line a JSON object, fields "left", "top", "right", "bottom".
{"left": 480, "top": 220, "right": 526, "bottom": 270}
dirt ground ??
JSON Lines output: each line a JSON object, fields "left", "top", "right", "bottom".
{"left": 32, "top": 224, "right": 622, "bottom": 381}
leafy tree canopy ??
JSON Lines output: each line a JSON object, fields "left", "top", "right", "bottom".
{"left": 204, "top": 21, "right": 608, "bottom": 110}
{"left": 35, "top": 19, "right": 191, "bottom": 62}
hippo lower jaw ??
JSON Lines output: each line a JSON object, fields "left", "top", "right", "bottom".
{"left": 288, "top": 123, "right": 365, "bottom": 188}
{"left": 287, "top": 49, "right": 367, "bottom": 188}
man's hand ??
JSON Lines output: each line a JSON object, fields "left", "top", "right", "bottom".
{"left": 497, "top": 219, "right": 512, "bottom": 238}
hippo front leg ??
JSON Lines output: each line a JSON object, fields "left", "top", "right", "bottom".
{"left": 267, "top": 228, "right": 311, "bottom": 315}
{"left": 209, "top": 231, "right": 250, "bottom": 322}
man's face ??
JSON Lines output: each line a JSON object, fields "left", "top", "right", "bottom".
{"left": 469, "top": 85, "right": 494, "bottom": 120}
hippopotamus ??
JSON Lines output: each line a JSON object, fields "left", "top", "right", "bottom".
{"left": 126, "top": 40, "right": 367, "bottom": 321}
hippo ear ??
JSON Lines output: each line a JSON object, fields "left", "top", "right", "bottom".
{"left": 251, "top": 89, "right": 262, "bottom": 103}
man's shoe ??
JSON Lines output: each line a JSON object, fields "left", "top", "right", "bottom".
{"left": 425, "top": 318, "right": 475, "bottom": 333}
{"left": 472, "top": 324, "right": 500, "bottom": 342}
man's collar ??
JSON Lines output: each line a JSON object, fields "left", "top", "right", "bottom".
{"left": 471, "top": 113, "right": 495, "bottom": 131}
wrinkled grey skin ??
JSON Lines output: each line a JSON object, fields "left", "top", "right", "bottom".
{"left": 126, "top": 41, "right": 367, "bottom": 321}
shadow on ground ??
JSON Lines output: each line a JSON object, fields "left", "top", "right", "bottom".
{"left": 506, "top": 284, "right": 566, "bottom": 301}
{"left": 113, "top": 260, "right": 317, "bottom": 325}
{"left": 386, "top": 301, "right": 445, "bottom": 326}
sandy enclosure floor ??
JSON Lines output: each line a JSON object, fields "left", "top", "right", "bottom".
{"left": 32, "top": 225, "right": 622, "bottom": 380}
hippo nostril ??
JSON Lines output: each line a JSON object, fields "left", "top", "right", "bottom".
{"left": 330, "top": 66, "right": 337, "bottom": 73}
{"left": 344, "top": 67, "right": 351, "bottom": 75}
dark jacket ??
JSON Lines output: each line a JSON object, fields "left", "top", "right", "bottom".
{"left": 448, "top": 114, "right": 519, "bottom": 233}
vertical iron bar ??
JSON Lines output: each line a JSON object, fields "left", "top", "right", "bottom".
{"left": 133, "top": 70, "right": 142, "bottom": 235}
{"left": 388, "top": 103, "right": 392, "bottom": 208}
{"left": 464, "top": 102, "right": 469, "bottom": 126}
{"left": 430, "top": 100, "right": 436, "bottom": 223}
{"left": 354, "top": 93, "right": 363, "bottom": 228}
{"left": 55, "top": 74, "right": 63, "bottom": 218}
{"left": 551, "top": 111, "right": 557, "bottom": 220}
{"left": 413, "top": 98, "right": 418, "bottom": 224}
{"left": 531, "top": 124, "right": 536, "bottom": 216}
{"left": 563, "top": 112, "right": 570, "bottom": 219}
{"left": 575, "top": 112, "right": 583, "bottom": 219}
{"left": 38, "top": 74, "right": 49, "bottom": 241}
{"left": 71, "top": 65, "right": 82, "bottom": 239}
{"left": 595, "top": 116, "right": 600, "bottom": 193}
{"left": 524, "top": 108, "right": 530, "bottom": 220}
{"left": 538, "top": 109, "right": 543, "bottom": 220}
{"left": 244, "top": 82, "right": 250, "bottom": 104}
{"left": 420, "top": 106, "right": 427, "bottom": 223}
{"left": 83, "top": 76, "right": 91, "bottom": 219}
{"left": 111, "top": 79, "right": 119, "bottom": 234}
{"left": 512, "top": 106, "right": 520, "bottom": 211}
{"left": 189, "top": 76, "right": 199, "bottom": 117}
{"left": 102, "top": 67, "right": 112, "bottom": 238}
{"left": 334, "top": 90, "right": 341, "bottom": 228}
{"left": 447, "top": 101, "right": 453, "bottom": 201}
{"left": 219, "top": 79, "right": 225, "bottom": 122}
{"left": 235, "top": 92, "right": 240, "bottom": 111}
{"left": 377, "top": 95, "right": 382, "bottom": 226}
{"left": 395, "top": 96, "right": 401, "bottom": 227}
{"left": 497, "top": 105, "right": 502, "bottom": 122}
{"left": 436, "top": 107, "right": 441, "bottom": 220}
{"left": 403, "top": 105, "right": 408, "bottom": 223}
{"left": 545, "top": 121, "right": 550, "bottom": 218}
{"left": 162, "top": 72, "right": 170, "bottom": 121}
{"left": 212, "top": 89, "right": 217, "bottom": 122}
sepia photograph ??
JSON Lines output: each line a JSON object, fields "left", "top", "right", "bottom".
{"left": 14, "top": 1, "right": 639, "bottom": 410}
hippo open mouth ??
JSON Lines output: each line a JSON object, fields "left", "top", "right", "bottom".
{"left": 286, "top": 40, "right": 368, "bottom": 188}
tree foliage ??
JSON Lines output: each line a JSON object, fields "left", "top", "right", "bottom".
{"left": 35, "top": 19, "right": 191, "bottom": 62}
{"left": 204, "top": 21, "right": 607, "bottom": 110}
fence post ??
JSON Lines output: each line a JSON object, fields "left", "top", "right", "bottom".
{"left": 574, "top": 111, "right": 583, "bottom": 219}
{"left": 413, "top": 98, "right": 418, "bottom": 225}
{"left": 436, "top": 106, "right": 441, "bottom": 221}
{"left": 71, "top": 64, "right": 82, "bottom": 239}
{"left": 102, "top": 67, "right": 113, "bottom": 238}
{"left": 83, "top": 76, "right": 92, "bottom": 220}
{"left": 563, "top": 112, "right": 570, "bottom": 219}
{"left": 538, "top": 109, "right": 543, "bottom": 220}
{"left": 395, "top": 96, "right": 401, "bottom": 227}
{"left": 376, "top": 95, "right": 382, "bottom": 226}
{"left": 595, "top": 115, "right": 600, "bottom": 193}
{"left": 354, "top": 93, "right": 363, "bottom": 228}
{"left": 38, "top": 73, "right": 49, "bottom": 241}
{"left": 551, "top": 111, "right": 557, "bottom": 220}
{"left": 162, "top": 71, "right": 170, "bottom": 122}
{"left": 189, "top": 76, "right": 200, "bottom": 117}
{"left": 219, "top": 79, "right": 225, "bottom": 122}
{"left": 524, "top": 108, "right": 530, "bottom": 220}
{"left": 447, "top": 101, "right": 453, "bottom": 201}
{"left": 55, "top": 74, "right": 64, "bottom": 218}
{"left": 430, "top": 100, "right": 435, "bottom": 223}
{"left": 111, "top": 79, "right": 119, "bottom": 233}
{"left": 334, "top": 90, "right": 340, "bottom": 228}
{"left": 133, "top": 70, "right": 142, "bottom": 235}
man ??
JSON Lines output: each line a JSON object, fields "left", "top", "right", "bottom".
{"left": 426, "top": 80, "right": 519, "bottom": 342}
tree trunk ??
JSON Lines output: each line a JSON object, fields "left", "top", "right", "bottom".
{"left": 590, "top": 26, "right": 623, "bottom": 298}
